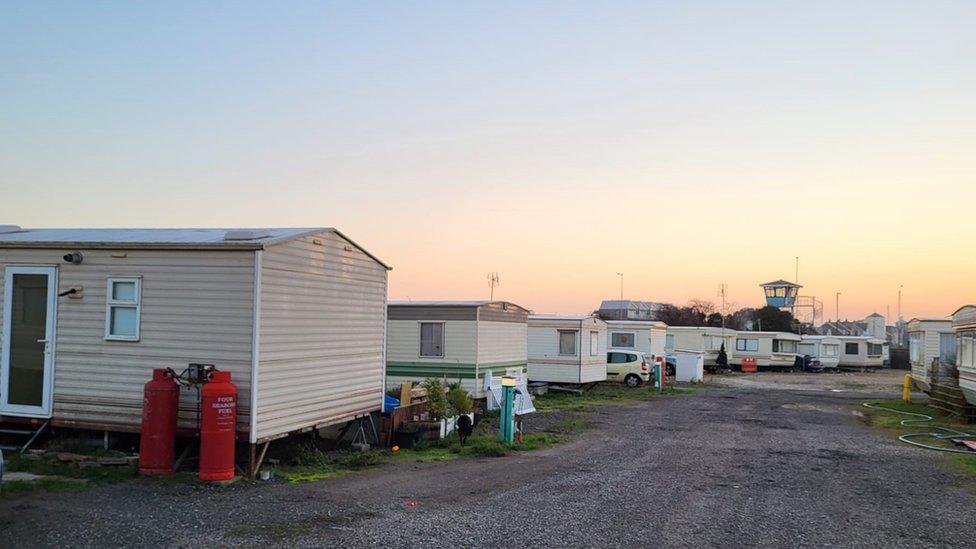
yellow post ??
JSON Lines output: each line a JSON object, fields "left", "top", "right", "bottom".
{"left": 400, "top": 381, "right": 413, "bottom": 406}
{"left": 903, "top": 373, "right": 912, "bottom": 403}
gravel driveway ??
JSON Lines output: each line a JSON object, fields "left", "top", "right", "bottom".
{"left": 2, "top": 379, "right": 974, "bottom": 548}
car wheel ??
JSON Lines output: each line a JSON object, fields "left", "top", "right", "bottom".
{"left": 624, "top": 374, "right": 641, "bottom": 388}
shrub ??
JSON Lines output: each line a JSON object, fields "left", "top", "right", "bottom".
{"left": 446, "top": 383, "right": 473, "bottom": 417}
{"left": 422, "top": 378, "right": 448, "bottom": 420}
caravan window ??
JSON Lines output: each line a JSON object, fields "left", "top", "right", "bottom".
{"left": 908, "top": 333, "right": 921, "bottom": 363}
{"left": 419, "top": 322, "right": 445, "bottom": 357}
{"left": 823, "top": 344, "right": 839, "bottom": 357}
{"left": 590, "top": 331, "right": 599, "bottom": 356}
{"left": 559, "top": 330, "right": 578, "bottom": 356}
{"left": 959, "top": 333, "right": 975, "bottom": 369}
{"left": 736, "top": 338, "right": 758, "bottom": 352}
{"left": 611, "top": 332, "right": 635, "bottom": 348}
{"left": 845, "top": 342, "right": 859, "bottom": 355}
{"left": 772, "top": 339, "right": 797, "bottom": 354}
{"left": 798, "top": 343, "right": 816, "bottom": 356}
{"left": 940, "top": 333, "right": 957, "bottom": 364}
{"left": 105, "top": 277, "right": 141, "bottom": 341}
{"left": 706, "top": 336, "right": 725, "bottom": 351}
{"left": 867, "top": 343, "right": 883, "bottom": 357}
{"left": 665, "top": 334, "right": 674, "bottom": 351}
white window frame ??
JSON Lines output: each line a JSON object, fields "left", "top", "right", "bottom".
{"left": 823, "top": 344, "right": 839, "bottom": 357}
{"left": 611, "top": 331, "right": 636, "bottom": 349}
{"left": 104, "top": 277, "right": 142, "bottom": 341}
{"left": 736, "top": 338, "right": 758, "bottom": 352}
{"left": 590, "top": 331, "right": 599, "bottom": 356}
{"left": 558, "top": 330, "right": 578, "bottom": 356}
{"left": 419, "top": 321, "right": 445, "bottom": 358}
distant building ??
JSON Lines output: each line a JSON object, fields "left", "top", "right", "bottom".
{"left": 597, "top": 300, "right": 666, "bottom": 321}
{"left": 818, "top": 320, "right": 869, "bottom": 337}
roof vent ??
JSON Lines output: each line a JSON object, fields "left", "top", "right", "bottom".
{"left": 223, "top": 229, "right": 271, "bottom": 241}
{"left": 0, "top": 225, "right": 23, "bottom": 234}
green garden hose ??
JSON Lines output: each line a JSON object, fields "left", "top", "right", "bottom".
{"left": 862, "top": 402, "right": 976, "bottom": 455}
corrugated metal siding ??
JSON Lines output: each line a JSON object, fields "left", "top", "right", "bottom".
{"left": 256, "top": 232, "right": 387, "bottom": 441}
{"left": 387, "top": 319, "right": 478, "bottom": 365}
{"left": 0, "top": 248, "right": 255, "bottom": 431}
{"left": 477, "top": 321, "right": 526, "bottom": 364}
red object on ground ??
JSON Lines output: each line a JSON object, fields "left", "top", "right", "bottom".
{"left": 741, "top": 357, "right": 758, "bottom": 373}
{"left": 199, "top": 370, "right": 238, "bottom": 481}
{"left": 139, "top": 369, "right": 180, "bottom": 476}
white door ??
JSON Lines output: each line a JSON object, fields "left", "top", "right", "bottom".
{"left": 1, "top": 266, "right": 57, "bottom": 417}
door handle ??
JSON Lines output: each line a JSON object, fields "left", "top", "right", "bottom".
{"left": 37, "top": 339, "right": 49, "bottom": 343}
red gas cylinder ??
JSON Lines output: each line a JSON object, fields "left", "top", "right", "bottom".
{"left": 139, "top": 369, "right": 179, "bottom": 476}
{"left": 199, "top": 370, "right": 237, "bottom": 481}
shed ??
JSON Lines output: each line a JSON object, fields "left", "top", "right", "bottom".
{"left": 0, "top": 226, "right": 390, "bottom": 448}
{"left": 906, "top": 317, "right": 955, "bottom": 391}
{"left": 605, "top": 320, "right": 668, "bottom": 359}
{"left": 952, "top": 305, "right": 976, "bottom": 406}
{"left": 731, "top": 331, "right": 802, "bottom": 369}
{"left": 527, "top": 315, "right": 608, "bottom": 384}
{"left": 385, "top": 301, "right": 529, "bottom": 399}
{"left": 665, "top": 326, "right": 737, "bottom": 367}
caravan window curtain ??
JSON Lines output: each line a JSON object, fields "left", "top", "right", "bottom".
{"left": 419, "top": 322, "right": 444, "bottom": 357}
{"left": 940, "top": 333, "right": 957, "bottom": 364}
{"left": 558, "top": 330, "right": 578, "bottom": 356}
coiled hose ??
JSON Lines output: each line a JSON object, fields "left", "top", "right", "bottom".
{"left": 862, "top": 402, "right": 976, "bottom": 455}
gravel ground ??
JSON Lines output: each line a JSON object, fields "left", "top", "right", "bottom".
{"left": 2, "top": 376, "right": 974, "bottom": 548}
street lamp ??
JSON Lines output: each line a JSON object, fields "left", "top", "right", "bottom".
{"left": 616, "top": 272, "right": 624, "bottom": 301}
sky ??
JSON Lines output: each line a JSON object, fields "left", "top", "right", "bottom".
{"left": 2, "top": 1, "right": 974, "bottom": 322}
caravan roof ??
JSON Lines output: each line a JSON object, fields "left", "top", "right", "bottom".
{"left": 0, "top": 226, "right": 391, "bottom": 268}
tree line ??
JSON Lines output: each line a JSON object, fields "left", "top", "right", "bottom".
{"left": 654, "top": 299, "right": 806, "bottom": 333}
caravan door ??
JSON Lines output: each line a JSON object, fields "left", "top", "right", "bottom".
{"left": 1, "top": 266, "right": 57, "bottom": 418}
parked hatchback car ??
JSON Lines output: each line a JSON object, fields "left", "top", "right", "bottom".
{"left": 607, "top": 350, "right": 650, "bottom": 387}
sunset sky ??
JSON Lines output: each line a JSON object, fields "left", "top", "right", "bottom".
{"left": 2, "top": 2, "right": 973, "bottom": 321}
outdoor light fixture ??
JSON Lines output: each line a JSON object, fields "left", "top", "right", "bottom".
{"left": 62, "top": 251, "right": 83, "bottom": 264}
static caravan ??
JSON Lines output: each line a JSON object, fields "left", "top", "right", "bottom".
{"left": 666, "top": 326, "right": 737, "bottom": 367}
{"left": 836, "top": 336, "right": 887, "bottom": 370}
{"left": 731, "top": 332, "right": 802, "bottom": 369}
{"left": 606, "top": 320, "right": 668, "bottom": 359}
{"left": 0, "top": 227, "right": 389, "bottom": 456}
{"left": 798, "top": 336, "right": 841, "bottom": 370}
{"left": 952, "top": 305, "right": 976, "bottom": 406}
{"left": 528, "top": 315, "right": 608, "bottom": 384}
{"left": 907, "top": 317, "right": 955, "bottom": 391}
{"left": 385, "top": 301, "right": 529, "bottom": 399}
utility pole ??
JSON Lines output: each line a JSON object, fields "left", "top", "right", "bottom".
{"left": 487, "top": 272, "right": 499, "bottom": 301}
{"left": 795, "top": 256, "right": 799, "bottom": 285}
{"left": 616, "top": 272, "right": 624, "bottom": 301}
{"left": 835, "top": 292, "right": 841, "bottom": 322}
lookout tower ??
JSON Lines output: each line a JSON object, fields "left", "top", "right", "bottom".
{"left": 760, "top": 279, "right": 801, "bottom": 308}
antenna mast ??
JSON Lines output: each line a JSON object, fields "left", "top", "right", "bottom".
{"left": 487, "top": 272, "right": 500, "bottom": 301}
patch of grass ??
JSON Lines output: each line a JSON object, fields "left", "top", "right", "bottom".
{"left": 947, "top": 454, "right": 976, "bottom": 477}
{"left": 862, "top": 400, "right": 964, "bottom": 433}
{"left": 4, "top": 452, "right": 137, "bottom": 484}
{"left": 533, "top": 383, "right": 701, "bottom": 412}
{"left": 553, "top": 418, "right": 591, "bottom": 434}
{"left": 277, "top": 467, "right": 349, "bottom": 484}
{"left": 0, "top": 476, "right": 89, "bottom": 498}
{"left": 862, "top": 400, "right": 976, "bottom": 474}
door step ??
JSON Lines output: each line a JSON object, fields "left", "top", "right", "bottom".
{"left": 0, "top": 421, "right": 49, "bottom": 453}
